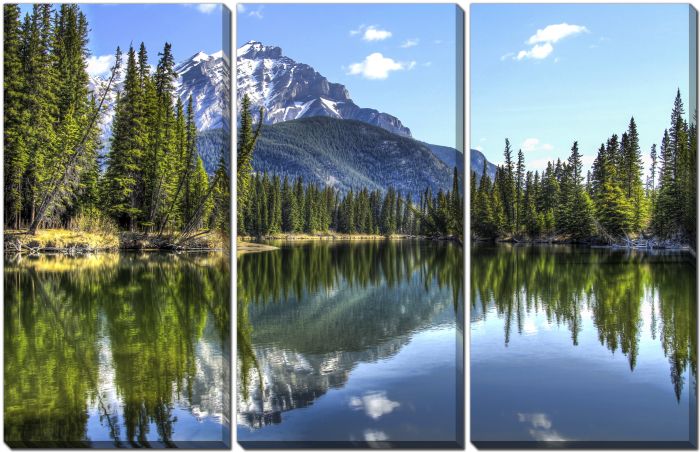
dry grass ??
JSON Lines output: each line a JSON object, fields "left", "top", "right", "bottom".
{"left": 236, "top": 240, "right": 279, "bottom": 256}
{"left": 5, "top": 228, "right": 119, "bottom": 251}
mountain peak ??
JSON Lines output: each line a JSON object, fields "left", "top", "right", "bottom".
{"left": 236, "top": 41, "right": 411, "bottom": 137}
{"left": 237, "top": 41, "right": 282, "bottom": 59}
{"left": 192, "top": 50, "right": 210, "bottom": 62}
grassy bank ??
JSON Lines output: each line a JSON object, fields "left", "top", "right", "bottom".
{"left": 237, "top": 240, "right": 279, "bottom": 256}
{"left": 4, "top": 229, "right": 226, "bottom": 253}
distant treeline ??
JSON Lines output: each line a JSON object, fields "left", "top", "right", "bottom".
{"left": 3, "top": 4, "right": 228, "bottom": 235}
{"left": 471, "top": 90, "right": 696, "bottom": 244}
{"left": 238, "top": 170, "right": 463, "bottom": 237}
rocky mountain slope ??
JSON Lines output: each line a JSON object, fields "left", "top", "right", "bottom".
{"left": 237, "top": 41, "right": 411, "bottom": 137}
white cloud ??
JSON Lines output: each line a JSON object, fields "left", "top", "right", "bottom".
{"left": 514, "top": 22, "right": 588, "bottom": 61}
{"left": 349, "top": 391, "right": 400, "bottom": 419}
{"left": 400, "top": 38, "right": 419, "bottom": 48}
{"left": 516, "top": 42, "right": 553, "bottom": 60}
{"left": 196, "top": 3, "right": 217, "bottom": 13}
{"left": 434, "top": 39, "right": 443, "bottom": 44}
{"left": 363, "top": 26, "right": 392, "bottom": 41}
{"left": 248, "top": 5, "right": 263, "bottom": 18}
{"left": 500, "top": 52, "right": 515, "bottom": 61}
{"left": 347, "top": 53, "right": 412, "bottom": 80}
{"left": 350, "top": 25, "right": 392, "bottom": 41}
{"left": 349, "top": 24, "right": 365, "bottom": 36}
{"left": 86, "top": 54, "right": 114, "bottom": 77}
{"left": 364, "top": 430, "right": 389, "bottom": 442}
{"left": 236, "top": 4, "right": 245, "bottom": 13}
{"left": 522, "top": 138, "right": 554, "bottom": 153}
{"left": 517, "top": 413, "right": 552, "bottom": 429}
{"left": 422, "top": 61, "right": 432, "bottom": 67}
{"left": 527, "top": 23, "right": 588, "bottom": 45}
{"left": 517, "top": 412, "right": 571, "bottom": 442}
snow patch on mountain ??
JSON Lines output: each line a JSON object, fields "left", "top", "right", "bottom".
{"left": 236, "top": 40, "right": 412, "bottom": 137}
{"left": 90, "top": 49, "right": 229, "bottom": 150}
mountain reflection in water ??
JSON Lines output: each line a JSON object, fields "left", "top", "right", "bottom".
{"left": 237, "top": 240, "right": 463, "bottom": 443}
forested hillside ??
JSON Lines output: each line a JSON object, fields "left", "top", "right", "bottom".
{"left": 252, "top": 117, "right": 454, "bottom": 199}
{"left": 237, "top": 95, "right": 463, "bottom": 239}
{"left": 471, "top": 90, "right": 696, "bottom": 246}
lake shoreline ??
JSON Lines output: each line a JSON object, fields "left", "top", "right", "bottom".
{"left": 239, "top": 232, "right": 462, "bottom": 243}
{"left": 4, "top": 229, "right": 226, "bottom": 254}
{"left": 472, "top": 236, "right": 695, "bottom": 255}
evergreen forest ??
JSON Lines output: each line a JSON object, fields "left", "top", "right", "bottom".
{"left": 3, "top": 4, "right": 229, "bottom": 240}
{"left": 471, "top": 91, "right": 696, "bottom": 246}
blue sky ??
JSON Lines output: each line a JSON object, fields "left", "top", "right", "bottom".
{"left": 471, "top": 4, "right": 692, "bottom": 174}
{"left": 237, "top": 3, "right": 462, "bottom": 148}
{"left": 19, "top": 4, "right": 225, "bottom": 77}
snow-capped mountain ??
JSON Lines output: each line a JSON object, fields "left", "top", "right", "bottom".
{"left": 236, "top": 41, "right": 412, "bottom": 137}
{"left": 89, "top": 49, "right": 229, "bottom": 173}
{"left": 90, "top": 49, "right": 229, "bottom": 136}
{"left": 175, "top": 50, "right": 229, "bottom": 131}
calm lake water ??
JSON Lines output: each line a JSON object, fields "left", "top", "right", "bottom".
{"left": 471, "top": 245, "right": 697, "bottom": 447}
{"left": 4, "top": 252, "right": 230, "bottom": 448}
{"left": 237, "top": 240, "right": 464, "bottom": 447}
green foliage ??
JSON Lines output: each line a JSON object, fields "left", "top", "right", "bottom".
{"left": 240, "top": 169, "right": 463, "bottom": 238}
{"left": 4, "top": 8, "right": 223, "bottom": 236}
{"left": 473, "top": 92, "right": 696, "bottom": 245}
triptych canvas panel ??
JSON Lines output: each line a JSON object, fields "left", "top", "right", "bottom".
{"left": 1, "top": 2, "right": 697, "bottom": 449}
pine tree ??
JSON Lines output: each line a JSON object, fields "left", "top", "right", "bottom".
{"left": 502, "top": 139, "right": 516, "bottom": 232}
{"left": 104, "top": 46, "right": 145, "bottom": 230}
{"left": 592, "top": 140, "right": 634, "bottom": 236}
{"left": 4, "top": 4, "right": 28, "bottom": 228}
{"left": 515, "top": 149, "right": 525, "bottom": 233}
{"left": 380, "top": 188, "right": 397, "bottom": 235}
{"left": 237, "top": 94, "right": 262, "bottom": 233}
{"left": 22, "top": 5, "right": 59, "bottom": 226}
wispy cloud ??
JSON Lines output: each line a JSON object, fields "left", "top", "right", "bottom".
{"left": 196, "top": 3, "right": 217, "bottom": 13}
{"left": 349, "top": 24, "right": 365, "bottom": 36}
{"left": 86, "top": 54, "right": 115, "bottom": 77}
{"left": 517, "top": 42, "right": 553, "bottom": 60}
{"left": 522, "top": 138, "right": 554, "bottom": 153}
{"left": 364, "top": 26, "right": 391, "bottom": 41}
{"left": 500, "top": 51, "right": 515, "bottom": 61}
{"left": 527, "top": 23, "right": 588, "bottom": 45}
{"left": 364, "top": 430, "right": 389, "bottom": 442}
{"left": 517, "top": 412, "right": 572, "bottom": 443}
{"left": 236, "top": 4, "right": 245, "bottom": 13}
{"left": 248, "top": 5, "right": 263, "bottom": 18}
{"left": 513, "top": 23, "right": 588, "bottom": 61}
{"left": 347, "top": 53, "right": 414, "bottom": 80}
{"left": 400, "top": 38, "right": 419, "bottom": 48}
{"left": 350, "top": 25, "right": 392, "bottom": 41}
